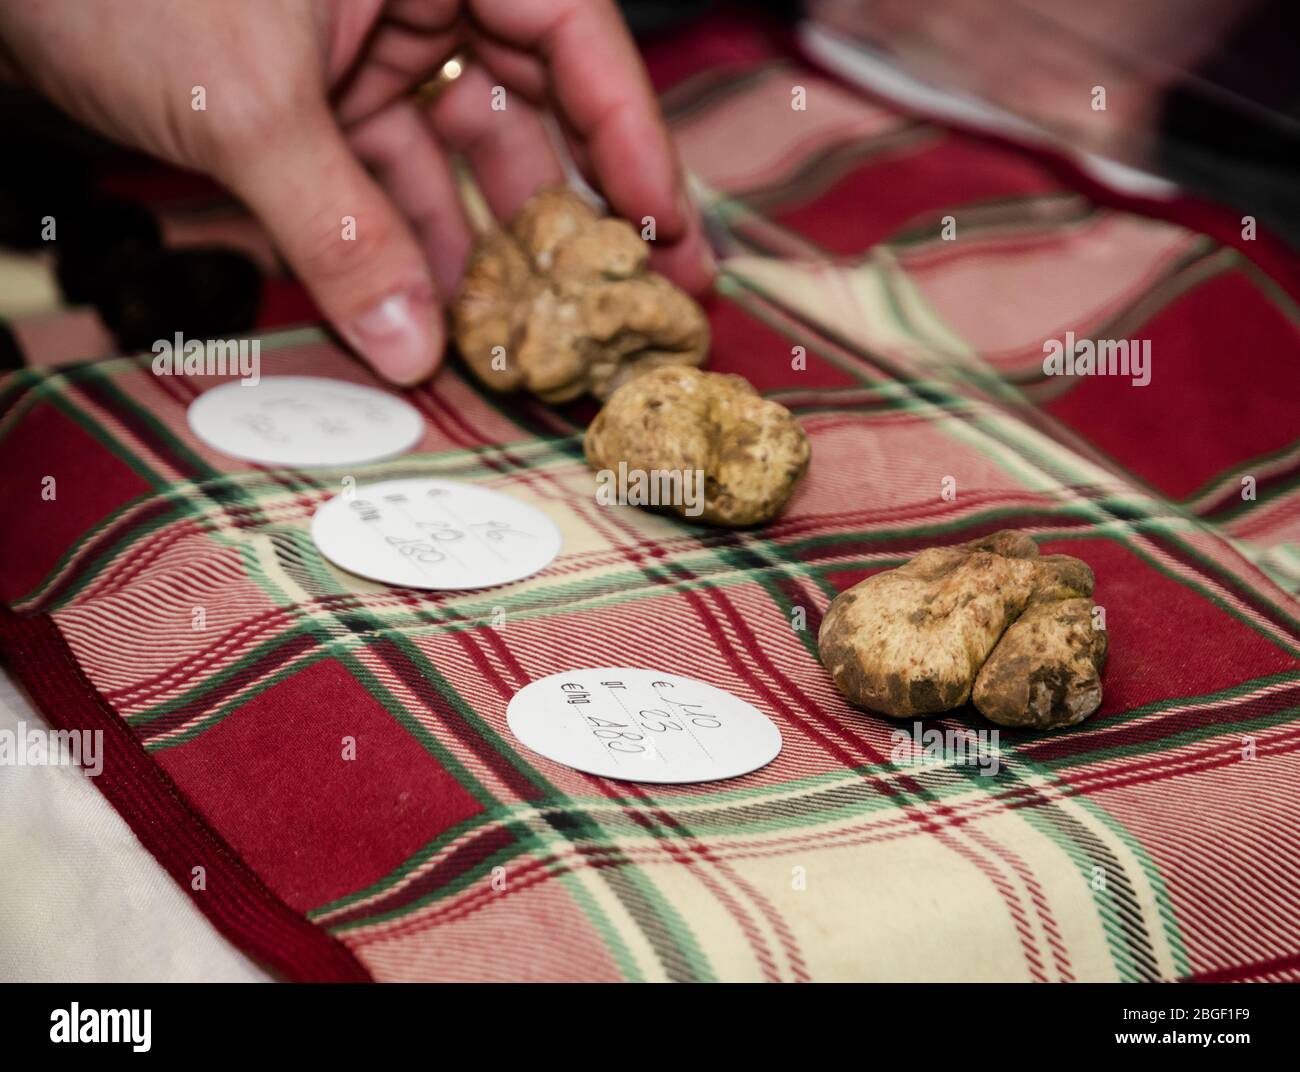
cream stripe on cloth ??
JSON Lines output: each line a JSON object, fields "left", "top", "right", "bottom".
{"left": 0, "top": 669, "right": 271, "bottom": 982}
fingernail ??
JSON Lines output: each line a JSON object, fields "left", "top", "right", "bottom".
{"left": 347, "top": 287, "right": 440, "bottom": 385}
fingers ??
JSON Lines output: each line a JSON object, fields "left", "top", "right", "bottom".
{"left": 427, "top": 62, "right": 566, "bottom": 224}
{"left": 468, "top": 1, "right": 674, "bottom": 221}
{"left": 466, "top": 31, "right": 548, "bottom": 101}
{"left": 332, "top": 21, "right": 461, "bottom": 127}
{"left": 349, "top": 99, "right": 475, "bottom": 297}
{"left": 467, "top": 0, "right": 715, "bottom": 291}
{"left": 648, "top": 185, "right": 716, "bottom": 296}
{"left": 216, "top": 106, "right": 443, "bottom": 385}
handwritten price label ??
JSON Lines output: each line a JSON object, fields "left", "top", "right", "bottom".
{"left": 507, "top": 668, "right": 782, "bottom": 783}
{"left": 188, "top": 376, "right": 423, "bottom": 468}
{"left": 311, "top": 478, "right": 562, "bottom": 590}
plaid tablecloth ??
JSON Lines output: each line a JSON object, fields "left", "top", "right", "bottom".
{"left": 2, "top": 15, "right": 1299, "bottom": 982}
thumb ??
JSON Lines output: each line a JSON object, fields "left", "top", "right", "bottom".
{"left": 219, "top": 109, "right": 443, "bottom": 385}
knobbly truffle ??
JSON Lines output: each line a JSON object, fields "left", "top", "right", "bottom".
{"left": 584, "top": 366, "right": 810, "bottom": 527}
{"left": 452, "top": 187, "right": 709, "bottom": 402}
{"left": 818, "top": 530, "right": 1107, "bottom": 729}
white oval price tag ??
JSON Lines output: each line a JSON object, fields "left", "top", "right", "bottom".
{"left": 311, "top": 478, "right": 562, "bottom": 590}
{"left": 187, "top": 376, "right": 424, "bottom": 468}
{"left": 507, "top": 668, "right": 782, "bottom": 784}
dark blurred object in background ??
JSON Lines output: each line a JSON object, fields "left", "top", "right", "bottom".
{"left": 1159, "top": 0, "right": 1300, "bottom": 248}
{"left": 0, "top": 321, "right": 23, "bottom": 371}
{"left": 96, "top": 248, "right": 261, "bottom": 353}
{"left": 54, "top": 196, "right": 162, "bottom": 305}
{"left": 809, "top": 0, "right": 1300, "bottom": 247}
{"left": 0, "top": 94, "right": 261, "bottom": 355}
{"left": 0, "top": 130, "right": 90, "bottom": 250}
{"left": 618, "top": 0, "right": 799, "bottom": 37}
{"left": 616, "top": 0, "right": 715, "bottom": 37}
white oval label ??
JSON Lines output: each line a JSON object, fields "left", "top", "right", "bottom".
{"left": 311, "top": 478, "right": 562, "bottom": 590}
{"left": 507, "top": 668, "right": 782, "bottom": 784}
{"left": 187, "top": 375, "right": 424, "bottom": 468}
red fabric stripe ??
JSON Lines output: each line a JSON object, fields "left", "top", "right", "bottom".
{"left": 1182, "top": 950, "right": 1300, "bottom": 983}
{"left": 0, "top": 606, "right": 370, "bottom": 982}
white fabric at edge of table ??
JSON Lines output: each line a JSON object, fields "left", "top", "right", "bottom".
{"left": 0, "top": 669, "right": 272, "bottom": 982}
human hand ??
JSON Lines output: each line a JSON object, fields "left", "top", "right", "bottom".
{"left": 0, "top": 0, "right": 715, "bottom": 384}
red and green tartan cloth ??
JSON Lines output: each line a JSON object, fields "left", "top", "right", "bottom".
{"left": 3, "top": 17, "right": 1300, "bottom": 982}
